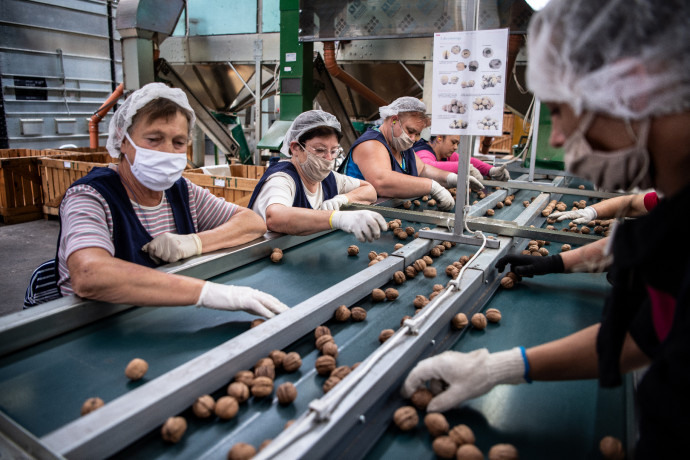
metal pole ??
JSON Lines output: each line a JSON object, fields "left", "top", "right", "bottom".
{"left": 254, "top": 39, "right": 263, "bottom": 166}
{"left": 528, "top": 99, "right": 540, "bottom": 182}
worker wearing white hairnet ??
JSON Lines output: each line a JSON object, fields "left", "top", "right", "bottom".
{"left": 403, "top": 1, "right": 690, "bottom": 456}
{"left": 249, "top": 110, "right": 386, "bottom": 241}
{"left": 338, "top": 97, "right": 456, "bottom": 211}
{"left": 26, "top": 82, "right": 288, "bottom": 319}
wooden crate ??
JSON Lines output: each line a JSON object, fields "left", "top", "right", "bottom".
{"left": 0, "top": 149, "right": 45, "bottom": 224}
{"left": 183, "top": 165, "right": 266, "bottom": 207}
{"left": 39, "top": 153, "right": 113, "bottom": 216}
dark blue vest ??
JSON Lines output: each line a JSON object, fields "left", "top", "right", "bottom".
{"left": 56, "top": 167, "right": 196, "bottom": 271}
{"left": 248, "top": 160, "right": 338, "bottom": 209}
{"left": 338, "top": 127, "right": 419, "bottom": 178}
{"left": 409, "top": 139, "right": 438, "bottom": 159}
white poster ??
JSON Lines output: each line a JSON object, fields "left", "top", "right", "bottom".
{"left": 431, "top": 29, "right": 509, "bottom": 136}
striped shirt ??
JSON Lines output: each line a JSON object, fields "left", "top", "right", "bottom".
{"left": 58, "top": 174, "right": 237, "bottom": 295}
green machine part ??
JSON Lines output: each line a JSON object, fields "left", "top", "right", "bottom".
{"left": 524, "top": 102, "right": 565, "bottom": 170}
{"left": 213, "top": 112, "right": 253, "bottom": 164}
{"left": 279, "top": 0, "right": 313, "bottom": 121}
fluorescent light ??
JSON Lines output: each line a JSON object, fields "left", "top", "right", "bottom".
{"left": 525, "top": 0, "right": 551, "bottom": 10}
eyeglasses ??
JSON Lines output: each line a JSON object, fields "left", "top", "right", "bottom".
{"left": 300, "top": 143, "right": 343, "bottom": 159}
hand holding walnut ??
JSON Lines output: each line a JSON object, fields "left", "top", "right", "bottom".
{"left": 549, "top": 206, "right": 597, "bottom": 224}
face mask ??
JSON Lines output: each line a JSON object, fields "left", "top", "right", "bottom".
{"left": 297, "top": 145, "right": 334, "bottom": 182}
{"left": 389, "top": 120, "right": 415, "bottom": 152}
{"left": 564, "top": 112, "right": 653, "bottom": 192}
{"left": 124, "top": 133, "right": 188, "bottom": 191}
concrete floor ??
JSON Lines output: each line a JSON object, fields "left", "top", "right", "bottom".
{"left": 0, "top": 218, "right": 60, "bottom": 317}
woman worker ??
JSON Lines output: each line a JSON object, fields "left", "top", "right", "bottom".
{"left": 40, "top": 83, "right": 287, "bottom": 318}
{"left": 338, "top": 97, "right": 456, "bottom": 210}
{"left": 248, "top": 110, "right": 387, "bottom": 241}
{"left": 410, "top": 134, "right": 511, "bottom": 191}
{"left": 403, "top": 0, "right": 689, "bottom": 456}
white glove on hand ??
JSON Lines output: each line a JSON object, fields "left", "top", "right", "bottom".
{"left": 430, "top": 180, "right": 455, "bottom": 211}
{"left": 469, "top": 164, "right": 484, "bottom": 182}
{"left": 196, "top": 281, "right": 289, "bottom": 318}
{"left": 142, "top": 233, "right": 202, "bottom": 263}
{"left": 549, "top": 206, "right": 597, "bottom": 224}
{"left": 446, "top": 173, "right": 458, "bottom": 188}
{"left": 320, "top": 194, "right": 349, "bottom": 211}
{"left": 489, "top": 165, "right": 511, "bottom": 181}
{"left": 331, "top": 210, "right": 387, "bottom": 242}
{"left": 401, "top": 347, "right": 527, "bottom": 412}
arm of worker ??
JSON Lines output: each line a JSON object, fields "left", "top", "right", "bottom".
{"left": 415, "top": 149, "right": 459, "bottom": 173}
{"left": 550, "top": 192, "right": 653, "bottom": 223}
{"left": 402, "top": 323, "right": 650, "bottom": 412}
{"left": 67, "top": 247, "right": 287, "bottom": 317}
{"left": 433, "top": 152, "right": 485, "bottom": 191}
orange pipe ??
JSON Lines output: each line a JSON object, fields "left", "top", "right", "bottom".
{"left": 89, "top": 82, "right": 124, "bottom": 149}
{"left": 323, "top": 42, "right": 387, "bottom": 107}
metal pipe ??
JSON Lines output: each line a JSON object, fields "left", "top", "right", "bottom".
{"left": 88, "top": 82, "right": 124, "bottom": 149}
{"left": 322, "top": 41, "right": 387, "bottom": 107}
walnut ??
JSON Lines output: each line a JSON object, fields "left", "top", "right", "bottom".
{"left": 322, "top": 375, "right": 341, "bottom": 393}
{"left": 347, "top": 245, "right": 359, "bottom": 256}
{"left": 393, "top": 271, "right": 406, "bottom": 284}
{"left": 433, "top": 284, "right": 444, "bottom": 291}
{"left": 251, "top": 318, "right": 265, "bottom": 328}
{"left": 282, "top": 352, "right": 302, "bottom": 372}
{"left": 556, "top": 203, "right": 567, "bottom": 212}
{"left": 124, "top": 358, "right": 149, "bottom": 381}
{"left": 192, "top": 395, "right": 216, "bottom": 418}
{"left": 255, "top": 364, "right": 275, "bottom": 380}
{"left": 432, "top": 436, "right": 458, "bottom": 459}
{"left": 453, "top": 261, "right": 463, "bottom": 269}
{"left": 500, "top": 277, "right": 515, "bottom": 289}
{"left": 427, "top": 199, "right": 437, "bottom": 206}
{"left": 581, "top": 226, "right": 590, "bottom": 234}
{"left": 423, "top": 267, "right": 437, "bottom": 278}
{"left": 520, "top": 250, "right": 530, "bottom": 255}
{"left": 531, "top": 251, "right": 542, "bottom": 257}
{"left": 538, "top": 247, "right": 549, "bottom": 256}
{"left": 234, "top": 370, "right": 254, "bottom": 386}
{"left": 449, "top": 423, "right": 476, "bottom": 445}
{"left": 425, "top": 412, "right": 450, "bottom": 437}
{"left": 81, "top": 397, "right": 104, "bottom": 416}
{"left": 446, "top": 265, "right": 459, "bottom": 277}
{"left": 385, "top": 288, "right": 399, "bottom": 300}
{"left": 413, "top": 259, "right": 427, "bottom": 272}
{"left": 488, "top": 443, "right": 519, "bottom": 460}
{"left": 410, "top": 388, "right": 434, "bottom": 409}
{"left": 269, "top": 350, "right": 286, "bottom": 368}
{"left": 396, "top": 229, "right": 408, "bottom": 240}
{"left": 331, "top": 365, "right": 351, "bottom": 380}
{"left": 599, "top": 436, "right": 624, "bottom": 460}
{"left": 422, "top": 195, "right": 429, "bottom": 201}
{"left": 413, "top": 295, "right": 429, "bottom": 308}
{"left": 561, "top": 244, "right": 572, "bottom": 252}
{"left": 393, "top": 406, "right": 418, "bottom": 431}
{"left": 523, "top": 200, "right": 530, "bottom": 207}
{"left": 428, "top": 247, "right": 440, "bottom": 258}
{"left": 504, "top": 199, "right": 512, "bottom": 206}
{"left": 423, "top": 255, "right": 434, "bottom": 265}
{"left": 226, "top": 382, "right": 250, "bottom": 404}
{"left": 368, "top": 251, "right": 378, "bottom": 261}
{"left": 547, "top": 217, "right": 557, "bottom": 224}
{"left": 351, "top": 307, "right": 367, "bottom": 321}
{"left": 322, "top": 341, "right": 339, "bottom": 357}
{"left": 451, "top": 313, "right": 469, "bottom": 330}
{"left": 334, "top": 305, "right": 351, "bottom": 321}
{"left": 568, "top": 221, "right": 577, "bottom": 228}
{"left": 255, "top": 357, "right": 274, "bottom": 369}
{"left": 414, "top": 200, "right": 421, "bottom": 206}
{"left": 471, "top": 313, "right": 487, "bottom": 330}
{"left": 400, "top": 315, "right": 412, "bottom": 326}
{"left": 315, "top": 334, "right": 334, "bottom": 351}
{"left": 372, "top": 288, "right": 386, "bottom": 302}
{"left": 405, "top": 266, "right": 417, "bottom": 279}
{"left": 404, "top": 226, "right": 414, "bottom": 236}
{"left": 546, "top": 225, "right": 556, "bottom": 230}
{"left": 459, "top": 256, "right": 470, "bottom": 264}
{"left": 227, "top": 443, "right": 257, "bottom": 460}
{"left": 379, "top": 329, "right": 394, "bottom": 343}
{"left": 388, "top": 221, "right": 400, "bottom": 230}
{"left": 394, "top": 243, "right": 404, "bottom": 250}
{"left": 485, "top": 308, "right": 502, "bottom": 323}
{"left": 578, "top": 184, "right": 585, "bottom": 189}
{"left": 486, "top": 209, "right": 495, "bottom": 216}
{"left": 368, "top": 259, "right": 380, "bottom": 267}
{"left": 403, "top": 200, "right": 412, "bottom": 209}
{"left": 442, "top": 241, "right": 452, "bottom": 249}
{"left": 215, "top": 396, "right": 239, "bottom": 419}
{"left": 315, "top": 355, "right": 336, "bottom": 375}
{"left": 315, "top": 325, "right": 331, "bottom": 339}
{"left": 379, "top": 252, "right": 389, "bottom": 258}
{"left": 161, "top": 416, "right": 187, "bottom": 443}
{"left": 276, "top": 382, "right": 297, "bottom": 405}
{"left": 251, "top": 377, "right": 274, "bottom": 398}
{"left": 436, "top": 244, "right": 446, "bottom": 253}
{"left": 456, "top": 444, "right": 483, "bottom": 460}
{"left": 270, "top": 250, "right": 283, "bottom": 263}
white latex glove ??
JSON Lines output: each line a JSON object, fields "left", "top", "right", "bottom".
{"left": 430, "top": 180, "right": 455, "bottom": 211}
{"left": 401, "top": 348, "right": 526, "bottom": 412}
{"left": 446, "top": 173, "right": 458, "bottom": 188}
{"left": 196, "top": 281, "right": 289, "bottom": 318}
{"left": 549, "top": 206, "right": 597, "bottom": 224}
{"left": 320, "top": 194, "right": 349, "bottom": 211}
{"left": 142, "top": 233, "right": 202, "bottom": 263}
{"left": 489, "top": 165, "right": 511, "bottom": 181}
{"left": 331, "top": 210, "right": 387, "bottom": 242}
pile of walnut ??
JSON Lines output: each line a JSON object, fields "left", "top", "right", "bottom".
{"left": 393, "top": 407, "right": 519, "bottom": 459}
{"left": 227, "top": 418, "right": 298, "bottom": 459}
{"left": 500, "top": 271, "right": 521, "bottom": 289}
{"left": 367, "top": 250, "right": 390, "bottom": 266}
{"left": 314, "top": 325, "right": 361, "bottom": 394}
{"left": 519, "top": 239, "right": 550, "bottom": 257}
{"left": 546, "top": 218, "right": 613, "bottom": 237}
{"left": 451, "top": 308, "right": 501, "bottom": 332}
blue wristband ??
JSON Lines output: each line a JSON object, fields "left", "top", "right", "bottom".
{"left": 519, "top": 346, "right": 532, "bottom": 383}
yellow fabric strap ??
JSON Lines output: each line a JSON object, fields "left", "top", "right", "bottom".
{"left": 329, "top": 211, "right": 336, "bottom": 229}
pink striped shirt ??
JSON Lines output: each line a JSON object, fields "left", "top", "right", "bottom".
{"left": 57, "top": 177, "right": 237, "bottom": 295}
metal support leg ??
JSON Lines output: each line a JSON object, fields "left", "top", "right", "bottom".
{"left": 528, "top": 99, "right": 541, "bottom": 182}
{"left": 254, "top": 39, "right": 263, "bottom": 166}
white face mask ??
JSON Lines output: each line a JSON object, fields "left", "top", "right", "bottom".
{"left": 389, "top": 120, "right": 415, "bottom": 152}
{"left": 124, "top": 133, "right": 188, "bottom": 191}
{"left": 296, "top": 144, "right": 334, "bottom": 182}
{"left": 564, "top": 112, "right": 653, "bottom": 192}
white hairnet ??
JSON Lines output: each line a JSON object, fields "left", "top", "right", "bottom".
{"left": 379, "top": 97, "right": 427, "bottom": 119}
{"left": 106, "top": 82, "right": 196, "bottom": 158}
{"left": 527, "top": 0, "right": 690, "bottom": 119}
{"left": 280, "top": 110, "right": 341, "bottom": 155}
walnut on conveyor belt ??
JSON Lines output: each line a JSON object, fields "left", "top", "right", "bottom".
{"left": 405, "top": 226, "right": 415, "bottom": 236}
{"left": 322, "top": 342, "right": 339, "bottom": 358}
{"left": 379, "top": 329, "right": 394, "bottom": 343}
{"left": 276, "top": 382, "right": 297, "bottom": 405}
{"left": 599, "top": 436, "right": 625, "bottom": 460}
{"left": 250, "top": 318, "right": 265, "bottom": 328}
{"left": 500, "top": 277, "right": 515, "bottom": 289}
{"left": 315, "top": 334, "right": 334, "bottom": 351}
{"left": 347, "top": 245, "right": 359, "bottom": 256}
{"left": 233, "top": 370, "right": 254, "bottom": 386}
{"left": 315, "top": 355, "right": 336, "bottom": 375}
{"left": 434, "top": 284, "right": 445, "bottom": 291}
{"left": 427, "top": 199, "right": 437, "bottom": 206}
{"left": 456, "top": 444, "right": 483, "bottom": 460}
{"left": 471, "top": 313, "right": 487, "bottom": 329}
{"left": 251, "top": 377, "right": 274, "bottom": 398}
{"left": 269, "top": 350, "right": 286, "bottom": 368}
{"left": 403, "top": 200, "right": 412, "bottom": 209}
{"left": 385, "top": 288, "right": 399, "bottom": 300}
{"left": 322, "top": 375, "right": 341, "bottom": 393}
{"left": 423, "top": 267, "right": 437, "bottom": 278}
{"left": 215, "top": 396, "right": 239, "bottom": 419}
{"left": 255, "top": 364, "right": 275, "bottom": 380}
{"left": 459, "top": 256, "right": 470, "bottom": 264}
{"left": 125, "top": 358, "right": 148, "bottom": 381}
{"left": 433, "top": 436, "right": 458, "bottom": 459}
{"left": 405, "top": 266, "right": 417, "bottom": 279}
{"left": 561, "top": 244, "right": 572, "bottom": 252}
{"left": 282, "top": 352, "right": 302, "bottom": 372}
{"left": 393, "top": 271, "right": 406, "bottom": 284}
{"left": 372, "top": 288, "right": 386, "bottom": 302}
{"left": 446, "top": 265, "right": 459, "bottom": 277}
{"left": 414, "top": 295, "right": 430, "bottom": 308}
{"left": 394, "top": 243, "right": 404, "bottom": 251}
{"left": 351, "top": 306, "right": 367, "bottom": 321}
{"left": 413, "top": 259, "right": 427, "bottom": 272}
{"left": 449, "top": 423, "right": 476, "bottom": 445}
{"left": 430, "top": 247, "right": 441, "bottom": 257}
{"left": 452, "top": 313, "right": 469, "bottom": 330}
{"left": 81, "top": 397, "right": 104, "bottom": 416}
{"left": 485, "top": 208, "right": 495, "bottom": 217}
{"left": 227, "top": 443, "right": 256, "bottom": 460}
{"left": 538, "top": 247, "right": 549, "bottom": 256}
{"left": 414, "top": 200, "right": 421, "bottom": 206}
{"left": 331, "top": 365, "right": 351, "bottom": 380}
{"left": 423, "top": 255, "right": 434, "bottom": 265}
{"left": 496, "top": 201, "right": 504, "bottom": 209}
{"left": 270, "top": 248, "right": 283, "bottom": 263}
{"left": 192, "top": 395, "right": 216, "bottom": 417}
{"left": 334, "top": 305, "right": 351, "bottom": 321}
{"left": 161, "top": 416, "right": 187, "bottom": 443}
{"left": 410, "top": 388, "right": 434, "bottom": 410}
{"left": 485, "top": 308, "right": 502, "bottom": 323}
{"left": 255, "top": 357, "right": 274, "bottom": 369}
{"left": 227, "top": 382, "right": 250, "bottom": 404}
{"left": 395, "top": 229, "right": 409, "bottom": 240}
{"left": 315, "top": 325, "right": 331, "bottom": 338}
{"left": 393, "top": 406, "right": 418, "bottom": 431}
{"left": 488, "top": 443, "right": 519, "bottom": 460}
{"left": 425, "top": 412, "right": 450, "bottom": 437}
{"left": 368, "top": 251, "right": 378, "bottom": 261}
